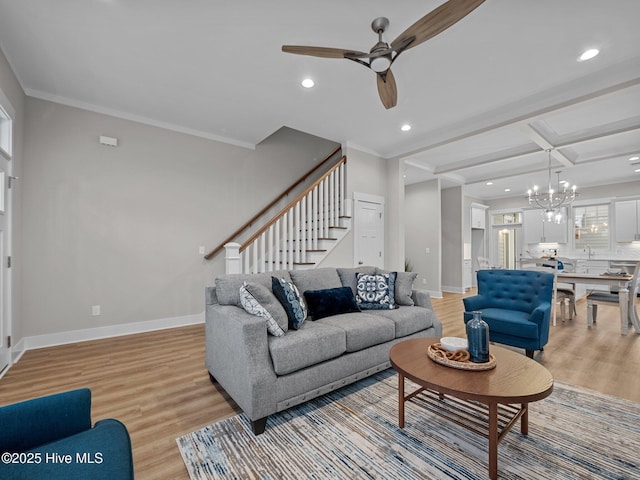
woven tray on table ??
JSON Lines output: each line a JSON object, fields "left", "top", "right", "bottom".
{"left": 427, "top": 343, "right": 496, "bottom": 371}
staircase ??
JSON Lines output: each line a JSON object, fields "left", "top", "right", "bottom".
{"left": 221, "top": 155, "right": 351, "bottom": 274}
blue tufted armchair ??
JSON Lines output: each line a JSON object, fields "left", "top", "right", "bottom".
{"left": 463, "top": 269, "right": 554, "bottom": 358}
{"left": 0, "top": 388, "right": 134, "bottom": 480}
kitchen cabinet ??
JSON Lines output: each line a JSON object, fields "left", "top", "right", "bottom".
{"left": 463, "top": 259, "right": 472, "bottom": 290}
{"left": 471, "top": 207, "right": 486, "bottom": 229}
{"left": 523, "top": 209, "right": 568, "bottom": 244}
{"left": 615, "top": 199, "right": 640, "bottom": 242}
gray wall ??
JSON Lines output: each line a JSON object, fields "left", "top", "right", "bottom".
{"left": 441, "top": 186, "right": 463, "bottom": 292}
{"left": 321, "top": 146, "right": 389, "bottom": 269}
{"left": 0, "top": 47, "right": 25, "bottom": 346}
{"left": 21, "top": 97, "right": 338, "bottom": 337}
{"left": 404, "top": 179, "right": 441, "bottom": 295}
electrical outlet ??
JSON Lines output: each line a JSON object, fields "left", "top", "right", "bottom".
{"left": 92, "top": 305, "right": 101, "bottom": 316}
{"left": 425, "top": 247, "right": 430, "bottom": 254}
{"left": 422, "top": 278, "right": 427, "bottom": 284}
{"left": 199, "top": 246, "right": 206, "bottom": 255}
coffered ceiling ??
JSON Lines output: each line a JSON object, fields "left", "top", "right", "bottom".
{"left": 0, "top": 0, "right": 638, "bottom": 200}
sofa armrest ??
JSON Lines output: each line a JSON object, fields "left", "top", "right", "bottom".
{"left": 0, "top": 389, "right": 92, "bottom": 453}
{"left": 412, "top": 289, "right": 434, "bottom": 309}
{"left": 205, "top": 304, "right": 277, "bottom": 420}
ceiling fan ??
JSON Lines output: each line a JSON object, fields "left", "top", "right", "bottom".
{"left": 282, "top": 0, "right": 486, "bottom": 109}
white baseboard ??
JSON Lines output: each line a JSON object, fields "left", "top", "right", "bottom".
{"left": 10, "top": 312, "right": 205, "bottom": 359}
{"left": 428, "top": 290, "right": 444, "bottom": 299}
{"left": 441, "top": 285, "right": 465, "bottom": 294}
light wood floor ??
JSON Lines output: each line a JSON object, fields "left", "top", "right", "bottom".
{"left": 1, "top": 291, "right": 639, "bottom": 479}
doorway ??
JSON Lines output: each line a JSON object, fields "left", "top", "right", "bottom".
{"left": 493, "top": 226, "right": 522, "bottom": 269}
{"left": 353, "top": 193, "right": 384, "bottom": 268}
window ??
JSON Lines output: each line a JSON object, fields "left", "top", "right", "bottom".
{"left": 492, "top": 212, "right": 522, "bottom": 225}
{"left": 0, "top": 88, "right": 14, "bottom": 159}
{"left": 573, "top": 204, "right": 610, "bottom": 251}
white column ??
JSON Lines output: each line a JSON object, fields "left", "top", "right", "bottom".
{"left": 224, "top": 242, "right": 241, "bottom": 274}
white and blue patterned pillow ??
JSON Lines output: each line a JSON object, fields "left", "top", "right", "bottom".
{"left": 272, "top": 277, "right": 308, "bottom": 329}
{"left": 355, "top": 272, "right": 398, "bottom": 310}
{"left": 239, "top": 282, "right": 285, "bottom": 337}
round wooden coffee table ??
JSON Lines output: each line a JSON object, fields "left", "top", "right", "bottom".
{"left": 390, "top": 337, "right": 553, "bottom": 480}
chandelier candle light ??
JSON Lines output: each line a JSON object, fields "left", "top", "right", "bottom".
{"left": 527, "top": 149, "right": 577, "bottom": 223}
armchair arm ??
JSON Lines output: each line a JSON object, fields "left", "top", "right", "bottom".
{"left": 0, "top": 389, "right": 92, "bottom": 452}
{"left": 529, "top": 301, "right": 551, "bottom": 326}
{"left": 463, "top": 295, "right": 491, "bottom": 312}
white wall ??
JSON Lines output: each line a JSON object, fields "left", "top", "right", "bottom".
{"left": 21, "top": 97, "right": 338, "bottom": 339}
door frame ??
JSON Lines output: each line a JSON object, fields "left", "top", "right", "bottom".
{"left": 0, "top": 86, "right": 14, "bottom": 376}
{"left": 353, "top": 192, "right": 385, "bottom": 268}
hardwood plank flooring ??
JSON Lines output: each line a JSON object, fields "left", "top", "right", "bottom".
{"left": 1, "top": 291, "right": 638, "bottom": 479}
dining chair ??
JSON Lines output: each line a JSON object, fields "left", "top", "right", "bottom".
{"left": 587, "top": 261, "right": 640, "bottom": 327}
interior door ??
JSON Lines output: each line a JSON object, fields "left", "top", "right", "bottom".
{"left": 0, "top": 155, "right": 9, "bottom": 374}
{"left": 355, "top": 197, "right": 384, "bottom": 268}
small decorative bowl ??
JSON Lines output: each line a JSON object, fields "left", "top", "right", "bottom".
{"left": 440, "top": 337, "right": 468, "bottom": 352}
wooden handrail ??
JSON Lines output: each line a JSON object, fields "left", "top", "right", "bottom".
{"left": 240, "top": 156, "right": 347, "bottom": 252}
{"left": 204, "top": 145, "right": 342, "bottom": 260}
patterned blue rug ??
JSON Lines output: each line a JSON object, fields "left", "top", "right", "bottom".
{"left": 177, "top": 370, "right": 640, "bottom": 479}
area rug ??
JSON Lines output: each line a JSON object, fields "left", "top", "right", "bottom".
{"left": 177, "top": 370, "right": 640, "bottom": 479}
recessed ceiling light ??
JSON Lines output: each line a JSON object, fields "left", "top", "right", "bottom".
{"left": 578, "top": 48, "right": 599, "bottom": 62}
{"left": 485, "top": 181, "right": 493, "bottom": 186}
{"left": 401, "top": 124, "right": 412, "bottom": 132}
{"left": 504, "top": 188, "right": 511, "bottom": 192}
{"left": 301, "top": 78, "right": 315, "bottom": 88}
{"left": 635, "top": 168, "right": 640, "bottom": 173}
{"left": 630, "top": 156, "right": 639, "bottom": 161}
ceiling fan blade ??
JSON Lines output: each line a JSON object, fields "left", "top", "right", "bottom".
{"left": 282, "top": 45, "right": 367, "bottom": 59}
{"left": 391, "top": 0, "right": 486, "bottom": 52}
{"left": 377, "top": 69, "right": 397, "bottom": 109}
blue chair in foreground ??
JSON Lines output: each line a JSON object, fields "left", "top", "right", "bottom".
{"left": 463, "top": 269, "right": 554, "bottom": 358}
{"left": 0, "top": 388, "right": 134, "bottom": 480}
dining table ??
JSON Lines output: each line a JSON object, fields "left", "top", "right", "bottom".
{"left": 557, "top": 271, "right": 638, "bottom": 335}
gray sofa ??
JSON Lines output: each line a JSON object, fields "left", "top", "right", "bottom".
{"left": 205, "top": 266, "right": 442, "bottom": 434}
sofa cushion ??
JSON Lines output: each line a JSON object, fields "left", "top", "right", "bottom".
{"left": 239, "top": 282, "right": 286, "bottom": 336}
{"left": 376, "top": 268, "right": 418, "bottom": 306}
{"left": 215, "top": 270, "right": 291, "bottom": 306}
{"left": 304, "top": 286, "right": 361, "bottom": 320}
{"left": 272, "top": 277, "right": 308, "bottom": 330}
{"left": 371, "top": 306, "right": 436, "bottom": 338}
{"left": 356, "top": 272, "right": 397, "bottom": 310}
{"left": 268, "top": 321, "right": 347, "bottom": 376}
{"left": 316, "top": 312, "right": 395, "bottom": 352}
{"left": 337, "top": 266, "right": 377, "bottom": 296}
{"left": 290, "top": 268, "right": 342, "bottom": 295}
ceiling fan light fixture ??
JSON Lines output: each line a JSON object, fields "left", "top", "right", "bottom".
{"left": 400, "top": 124, "right": 411, "bottom": 132}
{"left": 370, "top": 55, "right": 391, "bottom": 72}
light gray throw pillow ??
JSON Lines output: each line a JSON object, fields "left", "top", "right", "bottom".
{"left": 376, "top": 268, "right": 418, "bottom": 306}
{"left": 239, "top": 282, "right": 289, "bottom": 334}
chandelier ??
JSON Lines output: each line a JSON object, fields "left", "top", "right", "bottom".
{"left": 527, "top": 149, "right": 577, "bottom": 223}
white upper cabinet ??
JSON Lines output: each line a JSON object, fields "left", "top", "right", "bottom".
{"left": 471, "top": 207, "right": 486, "bottom": 229}
{"left": 523, "top": 209, "right": 568, "bottom": 244}
{"left": 615, "top": 200, "right": 640, "bottom": 242}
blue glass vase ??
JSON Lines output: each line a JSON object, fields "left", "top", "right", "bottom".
{"left": 467, "top": 311, "right": 490, "bottom": 363}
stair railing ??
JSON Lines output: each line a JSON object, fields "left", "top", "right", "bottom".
{"left": 204, "top": 145, "right": 342, "bottom": 261}
{"left": 228, "top": 155, "right": 347, "bottom": 274}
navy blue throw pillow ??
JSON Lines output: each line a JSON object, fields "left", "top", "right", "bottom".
{"left": 271, "top": 277, "right": 308, "bottom": 329}
{"left": 304, "top": 286, "right": 361, "bottom": 320}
